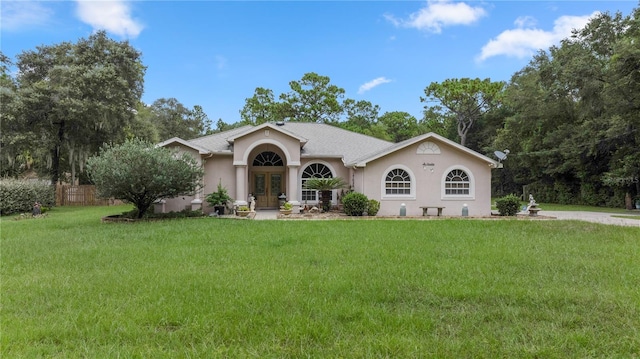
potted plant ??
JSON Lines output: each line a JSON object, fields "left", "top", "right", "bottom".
{"left": 280, "top": 201, "right": 293, "bottom": 215}
{"left": 206, "top": 180, "right": 232, "bottom": 215}
{"left": 236, "top": 205, "right": 251, "bottom": 217}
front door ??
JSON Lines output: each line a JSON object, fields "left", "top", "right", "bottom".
{"left": 253, "top": 173, "right": 283, "bottom": 208}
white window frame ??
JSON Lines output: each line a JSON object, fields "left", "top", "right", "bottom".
{"left": 381, "top": 165, "right": 416, "bottom": 200}
{"left": 299, "top": 161, "right": 336, "bottom": 205}
{"left": 441, "top": 165, "right": 475, "bottom": 200}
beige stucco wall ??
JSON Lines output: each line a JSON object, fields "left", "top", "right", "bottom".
{"left": 159, "top": 132, "right": 495, "bottom": 217}
{"left": 232, "top": 128, "right": 301, "bottom": 165}
{"left": 160, "top": 144, "right": 202, "bottom": 213}
{"left": 356, "top": 139, "right": 494, "bottom": 217}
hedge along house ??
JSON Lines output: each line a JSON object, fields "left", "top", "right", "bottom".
{"left": 156, "top": 122, "right": 501, "bottom": 216}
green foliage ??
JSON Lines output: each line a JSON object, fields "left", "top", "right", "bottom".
{"left": 342, "top": 192, "right": 369, "bottom": 216}
{"left": 11, "top": 31, "right": 146, "bottom": 184}
{"left": 0, "top": 179, "right": 55, "bottom": 215}
{"left": 148, "top": 98, "right": 212, "bottom": 141}
{"left": 86, "top": 138, "right": 204, "bottom": 219}
{"left": 495, "top": 194, "right": 522, "bottom": 216}
{"left": 303, "top": 177, "right": 348, "bottom": 212}
{"left": 205, "top": 180, "right": 232, "bottom": 207}
{"left": 367, "top": 199, "right": 380, "bottom": 216}
{"left": 422, "top": 78, "right": 505, "bottom": 146}
{"left": 281, "top": 202, "right": 293, "bottom": 210}
{"left": 377, "top": 111, "right": 420, "bottom": 142}
{"left": 281, "top": 72, "right": 346, "bottom": 124}
{"left": 493, "top": 8, "right": 640, "bottom": 206}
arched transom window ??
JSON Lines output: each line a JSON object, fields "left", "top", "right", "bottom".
{"left": 301, "top": 163, "right": 333, "bottom": 201}
{"left": 253, "top": 151, "right": 283, "bottom": 166}
{"left": 385, "top": 168, "right": 412, "bottom": 195}
{"left": 445, "top": 169, "right": 470, "bottom": 195}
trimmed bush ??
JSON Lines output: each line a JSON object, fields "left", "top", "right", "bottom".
{"left": 0, "top": 179, "right": 55, "bottom": 215}
{"left": 342, "top": 192, "right": 369, "bottom": 216}
{"left": 495, "top": 194, "right": 521, "bottom": 216}
{"left": 367, "top": 199, "right": 380, "bottom": 216}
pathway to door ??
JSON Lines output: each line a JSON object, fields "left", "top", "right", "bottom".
{"left": 252, "top": 209, "right": 279, "bottom": 220}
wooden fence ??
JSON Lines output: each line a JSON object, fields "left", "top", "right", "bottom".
{"left": 55, "top": 185, "right": 113, "bottom": 206}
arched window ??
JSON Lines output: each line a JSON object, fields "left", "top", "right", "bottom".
{"left": 385, "top": 168, "right": 412, "bottom": 195}
{"left": 445, "top": 169, "right": 470, "bottom": 195}
{"left": 253, "top": 151, "right": 283, "bottom": 166}
{"left": 301, "top": 163, "right": 333, "bottom": 202}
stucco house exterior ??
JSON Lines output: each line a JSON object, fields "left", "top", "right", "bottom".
{"left": 156, "top": 122, "right": 501, "bottom": 216}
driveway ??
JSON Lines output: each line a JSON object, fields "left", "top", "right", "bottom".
{"left": 538, "top": 211, "right": 640, "bottom": 227}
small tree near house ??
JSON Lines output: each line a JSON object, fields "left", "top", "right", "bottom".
{"left": 303, "top": 177, "right": 348, "bottom": 212}
{"left": 87, "top": 138, "right": 204, "bottom": 218}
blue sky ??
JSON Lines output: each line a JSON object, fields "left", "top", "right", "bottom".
{"left": 2, "top": 1, "right": 637, "bottom": 125}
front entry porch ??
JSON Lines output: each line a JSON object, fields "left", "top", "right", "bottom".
{"left": 252, "top": 172, "right": 285, "bottom": 209}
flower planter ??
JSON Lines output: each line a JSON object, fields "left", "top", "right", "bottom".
{"left": 236, "top": 210, "right": 250, "bottom": 217}
{"left": 279, "top": 209, "right": 292, "bottom": 215}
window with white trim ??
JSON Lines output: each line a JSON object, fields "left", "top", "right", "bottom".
{"left": 445, "top": 169, "right": 470, "bottom": 195}
{"left": 301, "top": 163, "right": 333, "bottom": 201}
{"left": 385, "top": 168, "right": 412, "bottom": 195}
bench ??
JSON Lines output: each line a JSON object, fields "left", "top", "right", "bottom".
{"left": 420, "top": 206, "right": 445, "bottom": 216}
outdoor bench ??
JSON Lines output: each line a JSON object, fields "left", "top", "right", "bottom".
{"left": 419, "top": 206, "right": 445, "bottom": 216}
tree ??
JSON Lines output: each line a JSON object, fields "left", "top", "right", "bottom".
{"left": 240, "top": 87, "right": 281, "bottom": 125}
{"left": 280, "top": 72, "right": 346, "bottom": 124}
{"left": 14, "top": 31, "right": 145, "bottom": 184}
{"left": 303, "top": 177, "right": 348, "bottom": 212}
{"left": 378, "top": 111, "right": 420, "bottom": 143}
{"left": 422, "top": 78, "right": 505, "bottom": 146}
{"left": 149, "top": 98, "right": 211, "bottom": 141}
{"left": 341, "top": 99, "right": 380, "bottom": 135}
{"left": 86, "top": 138, "right": 204, "bottom": 218}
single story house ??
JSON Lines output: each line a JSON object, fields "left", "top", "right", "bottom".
{"left": 156, "top": 122, "right": 501, "bottom": 216}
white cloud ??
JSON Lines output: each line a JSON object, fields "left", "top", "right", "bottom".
{"left": 385, "top": 0, "right": 487, "bottom": 33}
{"left": 0, "top": 1, "right": 53, "bottom": 31}
{"left": 477, "top": 12, "right": 598, "bottom": 61}
{"left": 75, "top": 0, "right": 143, "bottom": 38}
{"left": 358, "top": 77, "right": 392, "bottom": 94}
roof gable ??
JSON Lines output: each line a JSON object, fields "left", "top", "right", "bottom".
{"left": 156, "top": 137, "right": 211, "bottom": 154}
{"left": 350, "top": 132, "right": 500, "bottom": 168}
{"left": 226, "top": 122, "right": 309, "bottom": 145}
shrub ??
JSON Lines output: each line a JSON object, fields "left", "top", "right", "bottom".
{"left": 495, "top": 194, "right": 521, "bottom": 216}
{"left": 87, "top": 139, "right": 204, "bottom": 219}
{"left": 342, "top": 192, "right": 369, "bottom": 216}
{"left": 0, "top": 179, "right": 55, "bottom": 215}
{"left": 367, "top": 199, "right": 380, "bottom": 216}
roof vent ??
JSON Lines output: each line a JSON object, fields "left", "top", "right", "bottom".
{"left": 276, "top": 121, "right": 285, "bottom": 126}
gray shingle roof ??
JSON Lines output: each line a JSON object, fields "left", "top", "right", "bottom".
{"left": 185, "top": 122, "right": 394, "bottom": 164}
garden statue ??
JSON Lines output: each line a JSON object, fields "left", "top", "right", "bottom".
{"left": 249, "top": 194, "right": 256, "bottom": 212}
{"left": 527, "top": 194, "right": 541, "bottom": 216}
{"left": 32, "top": 201, "right": 41, "bottom": 216}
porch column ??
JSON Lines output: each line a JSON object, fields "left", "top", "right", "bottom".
{"left": 190, "top": 157, "right": 204, "bottom": 211}
{"left": 235, "top": 165, "right": 248, "bottom": 206}
{"left": 287, "top": 165, "right": 300, "bottom": 208}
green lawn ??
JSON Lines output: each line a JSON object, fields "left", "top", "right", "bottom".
{"left": 2, "top": 206, "right": 639, "bottom": 358}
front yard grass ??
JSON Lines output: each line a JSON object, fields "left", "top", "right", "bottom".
{"left": 2, "top": 206, "right": 639, "bottom": 358}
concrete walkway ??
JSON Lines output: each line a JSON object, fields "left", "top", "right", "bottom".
{"left": 252, "top": 210, "right": 279, "bottom": 220}
{"left": 538, "top": 211, "right": 640, "bottom": 227}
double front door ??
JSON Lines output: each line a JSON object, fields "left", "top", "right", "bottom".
{"left": 253, "top": 172, "right": 284, "bottom": 208}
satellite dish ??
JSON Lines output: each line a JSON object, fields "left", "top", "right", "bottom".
{"left": 494, "top": 150, "right": 507, "bottom": 161}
